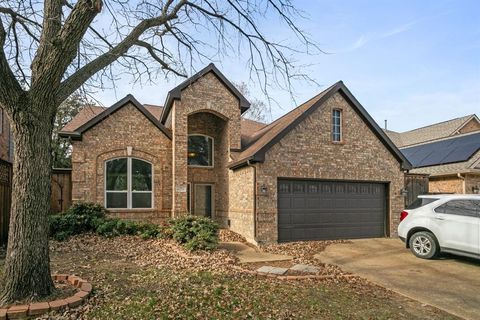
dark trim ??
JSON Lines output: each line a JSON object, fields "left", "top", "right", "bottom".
{"left": 160, "top": 63, "right": 250, "bottom": 123}
{"left": 399, "top": 236, "right": 406, "bottom": 243}
{"left": 229, "top": 81, "right": 412, "bottom": 170}
{"left": 59, "top": 94, "right": 172, "bottom": 140}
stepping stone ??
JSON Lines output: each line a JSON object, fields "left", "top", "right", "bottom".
{"left": 290, "top": 264, "right": 320, "bottom": 273}
{"left": 269, "top": 267, "right": 288, "bottom": 275}
{"left": 257, "top": 266, "right": 275, "bottom": 274}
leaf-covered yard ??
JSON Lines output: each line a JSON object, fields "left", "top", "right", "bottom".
{"left": 0, "top": 234, "right": 457, "bottom": 319}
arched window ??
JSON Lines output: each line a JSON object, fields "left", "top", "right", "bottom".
{"left": 188, "top": 134, "right": 214, "bottom": 167}
{"left": 105, "top": 158, "right": 153, "bottom": 209}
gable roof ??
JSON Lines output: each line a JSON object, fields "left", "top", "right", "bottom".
{"left": 401, "top": 131, "right": 480, "bottom": 168}
{"left": 385, "top": 114, "right": 479, "bottom": 148}
{"left": 160, "top": 63, "right": 250, "bottom": 123}
{"left": 229, "top": 81, "right": 411, "bottom": 170}
{"left": 59, "top": 95, "right": 171, "bottom": 140}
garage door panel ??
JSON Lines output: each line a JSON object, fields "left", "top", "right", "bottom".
{"left": 278, "top": 179, "right": 386, "bottom": 242}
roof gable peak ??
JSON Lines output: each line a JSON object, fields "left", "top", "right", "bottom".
{"left": 160, "top": 63, "right": 250, "bottom": 123}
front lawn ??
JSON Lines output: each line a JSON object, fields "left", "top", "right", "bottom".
{"left": 11, "top": 234, "right": 455, "bottom": 319}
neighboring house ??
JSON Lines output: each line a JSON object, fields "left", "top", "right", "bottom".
{"left": 385, "top": 115, "right": 480, "bottom": 195}
{"left": 60, "top": 63, "right": 410, "bottom": 244}
{"left": 385, "top": 114, "right": 480, "bottom": 148}
{"left": 0, "top": 108, "right": 13, "bottom": 163}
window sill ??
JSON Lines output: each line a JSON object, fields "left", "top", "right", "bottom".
{"left": 331, "top": 141, "right": 345, "bottom": 145}
{"left": 188, "top": 165, "right": 214, "bottom": 169}
{"left": 106, "top": 208, "right": 156, "bottom": 212}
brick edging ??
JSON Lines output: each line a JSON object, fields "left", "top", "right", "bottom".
{"left": 0, "top": 274, "right": 92, "bottom": 320}
{"left": 231, "top": 265, "right": 355, "bottom": 280}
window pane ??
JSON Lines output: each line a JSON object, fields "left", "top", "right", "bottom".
{"left": 132, "top": 159, "right": 152, "bottom": 191}
{"left": 443, "top": 200, "right": 478, "bottom": 217}
{"left": 188, "top": 135, "right": 213, "bottom": 166}
{"left": 106, "top": 192, "right": 127, "bottom": 208}
{"left": 106, "top": 158, "right": 127, "bottom": 191}
{"left": 132, "top": 192, "right": 152, "bottom": 208}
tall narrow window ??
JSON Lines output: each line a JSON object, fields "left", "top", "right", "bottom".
{"left": 332, "top": 109, "right": 342, "bottom": 142}
{"left": 188, "top": 135, "right": 213, "bottom": 167}
{"left": 105, "top": 158, "right": 153, "bottom": 209}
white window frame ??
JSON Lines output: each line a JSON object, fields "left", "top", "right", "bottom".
{"left": 104, "top": 157, "right": 154, "bottom": 210}
{"left": 332, "top": 109, "right": 342, "bottom": 142}
{"left": 187, "top": 134, "right": 214, "bottom": 168}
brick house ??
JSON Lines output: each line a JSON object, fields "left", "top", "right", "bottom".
{"left": 385, "top": 115, "right": 480, "bottom": 195}
{"left": 60, "top": 64, "right": 411, "bottom": 244}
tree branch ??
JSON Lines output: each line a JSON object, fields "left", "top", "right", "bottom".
{"left": 0, "top": 16, "right": 24, "bottom": 111}
{"left": 57, "top": 0, "right": 188, "bottom": 102}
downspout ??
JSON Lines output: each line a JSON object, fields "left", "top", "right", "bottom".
{"left": 457, "top": 173, "right": 466, "bottom": 194}
{"left": 247, "top": 160, "right": 257, "bottom": 240}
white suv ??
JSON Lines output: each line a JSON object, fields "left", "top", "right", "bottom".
{"left": 398, "top": 195, "right": 480, "bottom": 259}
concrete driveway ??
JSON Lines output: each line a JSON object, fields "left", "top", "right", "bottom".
{"left": 315, "top": 238, "right": 480, "bottom": 320}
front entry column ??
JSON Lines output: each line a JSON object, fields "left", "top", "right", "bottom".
{"left": 172, "top": 101, "right": 188, "bottom": 217}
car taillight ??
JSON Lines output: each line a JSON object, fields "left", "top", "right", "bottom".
{"left": 400, "top": 210, "right": 408, "bottom": 222}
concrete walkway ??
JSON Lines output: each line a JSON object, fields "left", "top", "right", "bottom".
{"left": 315, "top": 238, "right": 480, "bottom": 320}
{"left": 219, "top": 242, "right": 293, "bottom": 263}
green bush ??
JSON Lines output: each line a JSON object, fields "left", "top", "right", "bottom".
{"left": 169, "top": 216, "right": 219, "bottom": 251}
{"left": 49, "top": 202, "right": 107, "bottom": 240}
{"left": 49, "top": 202, "right": 163, "bottom": 241}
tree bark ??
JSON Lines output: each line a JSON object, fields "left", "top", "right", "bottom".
{"left": 0, "top": 98, "right": 55, "bottom": 304}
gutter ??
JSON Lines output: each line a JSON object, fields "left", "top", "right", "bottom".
{"left": 247, "top": 159, "right": 258, "bottom": 240}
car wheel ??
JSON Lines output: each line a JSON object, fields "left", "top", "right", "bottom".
{"left": 409, "top": 231, "right": 439, "bottom": 259}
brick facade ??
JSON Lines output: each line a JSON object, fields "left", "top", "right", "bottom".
{"left": 429, "top": 174, "right": 480, "bottom": 194}
{"left": 66, "top": 66, "right": 407, "bottom": 244}
{"left": 429, "top": 176, "right": 464, "bottom": 194}
{"left": 254, "top": 93, "right": 404, "bottom": 243}
{"left": 71, "top": 103, "right": 172, "bottom": 223}
{"left": 171, "top": 72, "right": 241, "bottom": 218}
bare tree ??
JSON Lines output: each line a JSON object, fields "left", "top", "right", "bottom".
{"left": 0, "top": 0, "right": 320, "bottom": 303}
{"left": 235, "top": 82, "right": 269, "bottom": 123}
{"left": 52, "top": 92, "right": 92, "bottom": 168}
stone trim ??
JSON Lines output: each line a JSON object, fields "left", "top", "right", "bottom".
{"left": 0, "top": 274, "right": 92, "bottom": 320}
{"left": 230, "top": 265, "right": 355, "bottom": 281}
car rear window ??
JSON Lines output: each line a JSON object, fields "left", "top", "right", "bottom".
{"left": 407, "top": 198, "right": 439, "bottom": 210}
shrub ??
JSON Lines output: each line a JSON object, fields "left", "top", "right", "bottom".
{"left": 169, "top": 216, "right": 219, "bottom": 251}
{"left": 49, "top": 202, "right": 107, "bottom": 240}
{"left": 49, "top": 202, "right": 163, "bottom": 241}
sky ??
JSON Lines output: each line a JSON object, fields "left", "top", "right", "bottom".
{"left": 94, "top": 0, "right": 480, "bottom": 132}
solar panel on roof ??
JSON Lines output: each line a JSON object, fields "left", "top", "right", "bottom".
{"left": 401, "top": 132, "right": 480, "bottom": 168}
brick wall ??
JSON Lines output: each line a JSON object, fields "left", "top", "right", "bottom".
{"left": 171, "top": 71, "right": 241, "bottom": 216}
{"left": 465, "top": 174, "right": 480, "bottom": 194}
{"left": 71, "top": 103, "right": 172, "bottom": 223}
{"left": 429, "top": 176, "right": 463, "bottom": 194}
{"left": 254, "top": 92, "right": 405, "bottom": 243}
{"left": 187, "top": 112, "right": 229, "bottom": 224}
{"left": 228, "top": 166, "right": 255, "bottom": 242}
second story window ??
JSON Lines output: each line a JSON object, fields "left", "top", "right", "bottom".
{"left": 332, "top": 109, "right": 342, "bottom": 142}
{"left": 188, "top": 134, "right": 213, "bottom": 167}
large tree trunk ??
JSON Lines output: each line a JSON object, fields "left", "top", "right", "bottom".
{"left": 0, "top": 100, "right": 55, "bottom": 304}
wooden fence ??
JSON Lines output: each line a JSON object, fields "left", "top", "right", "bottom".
{"left": 0, "top": 159, "right": 12, "bottom": 246}
{"left": 51, "top": 168, "right": 72, "bottom": 214}
{"left": 404, "top": 173, "right": 429, "bottom": 207}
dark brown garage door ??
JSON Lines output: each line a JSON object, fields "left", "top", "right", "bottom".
{"left": 278, "top": 179, "right": 387, "bottom": 242}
